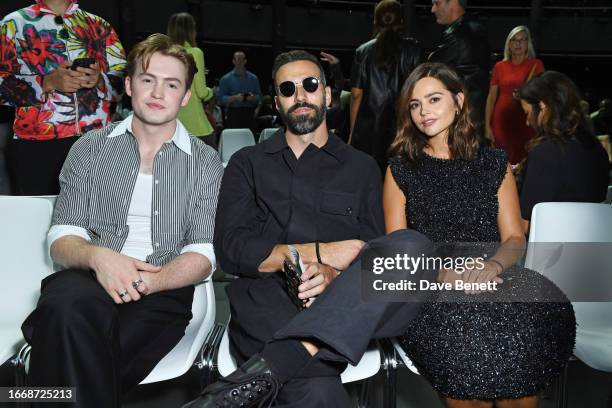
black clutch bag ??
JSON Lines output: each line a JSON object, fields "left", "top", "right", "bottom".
{"left": 283, "top": 246, "right": 305, "bottom": 311}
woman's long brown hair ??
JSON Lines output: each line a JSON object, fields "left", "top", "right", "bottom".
{"left": 389, "top": 62, "right": 480, "bottom": 162}
{"left": 517, "top": 70, "right": 595, "bottom": 152}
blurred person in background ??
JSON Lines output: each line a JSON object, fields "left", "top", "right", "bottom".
{"left": 485, "top": 26, "right": 544, "bottom": 164}
{"left": 216, "top": 51, "right": 262, "bottom": 130}
{"left": 518, "top": 71, "right": 609, "bottom": 234}
{"left": 167, "top": 12, "right": 216, "bottom": 148}
{"left": 0, "top": 0, "right": 125, "bottom": 195}
{"left": 591, "top": 98, "right": 612, "bottom": 136}
{"left": 0, "top": 106, "right": 13, "bottom": 194}
{"left": 429, "top": 0, "right": 491, "bottom": 145}
{"left": 349, "top": 0, "right": 423, "bottom": 175}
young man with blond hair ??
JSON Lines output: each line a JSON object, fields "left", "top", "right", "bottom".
{"left": 21, "top": 34, "right": 222, "bottom": 408}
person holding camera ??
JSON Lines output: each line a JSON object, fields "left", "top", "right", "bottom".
{"left": 216, "top": 51, "right": 262, "bottom": 130}
{"left": 0, "top": 0, "right": 126, "bottom": 195}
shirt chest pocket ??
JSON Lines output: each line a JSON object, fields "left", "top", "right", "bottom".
{"left": 320, "top": 191, "right": 359, "bottom": 218}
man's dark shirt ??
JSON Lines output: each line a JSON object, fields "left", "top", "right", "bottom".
{"left": 429, "top": 15, "right": 491, "bottom": 128}
{"left": 214, "top": 129, "right": 384, "bottom": 363}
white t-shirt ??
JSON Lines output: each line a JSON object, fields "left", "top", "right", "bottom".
{"left": 120, "top": 173, "right": 154, "bottom": 261}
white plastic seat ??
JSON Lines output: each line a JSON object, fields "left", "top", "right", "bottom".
{"left": 258, "top": 127, "right": 280, "bottom": 143}
{"left": 141, "top": 278, "right": 216, "bottom": 383}
{"left": 0, "top": 196, "right": 54, "bottom": 364}
{"left": 525, "top": 202, "right": 612, "bottom": 372}
{"left": 219, "top": 128, "right": 255, "bottom": 166}
{"left": 216, "top": 319, "right": 380, "bottom": 384}
{"left": 1, "top": 195, "right": 217, "bottom": 386}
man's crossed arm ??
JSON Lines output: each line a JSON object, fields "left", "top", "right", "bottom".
{"left": 51, "top": 236, "right": 212, "bottom": 304}
{"left": 257, "top": 239, "right": 365, "bottom": 307}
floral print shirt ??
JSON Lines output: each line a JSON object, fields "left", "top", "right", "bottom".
{"left": 0, "top": 0, "right": 126, "bottom": 140}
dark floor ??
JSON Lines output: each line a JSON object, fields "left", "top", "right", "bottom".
{"left": 2, "top": 281, "right": 611, "bottom": 408}
{"left": 3, "top": 358, "right": 609, "bottom": 408}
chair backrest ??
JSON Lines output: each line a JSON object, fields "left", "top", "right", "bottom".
{"left": 0, "top": 196, "right": 54, "bottom": 363}
{"left": 219, "top": 128, "right": 255, "bottom": 164}
{"left": 140, "top": 278, "right": 216, "bottom": 384}
{"left": 525, "top": 202, "right": 612, "bottom": 372}
{"left": 217, "top": 317, "right": 380, "bottom": 383}
{"left": 258, "top": 127, "right": 280, "bottom": 143}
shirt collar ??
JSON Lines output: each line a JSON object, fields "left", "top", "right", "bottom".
{"left": 35, "top": 0, "right": 79, "bottom": 16}
{"left": 108, "top": 114, "right": 193, "bottom": 156}
{"left": 445, "top": 14, "right": 465, "bottom": 34}
{"left": 263, "top": 127, "right": 346, "bottom": 162}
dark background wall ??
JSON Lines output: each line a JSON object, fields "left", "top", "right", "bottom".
{"left": 2, "top": 0, "right": 611, "bottom": 106}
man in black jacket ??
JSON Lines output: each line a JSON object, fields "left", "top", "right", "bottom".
{"left": 429, "top": 0, "right": 491, "bottom": 143}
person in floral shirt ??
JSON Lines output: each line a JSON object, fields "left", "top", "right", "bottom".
{"left": 0, "top": 0, "right": 126, "bottom": 194}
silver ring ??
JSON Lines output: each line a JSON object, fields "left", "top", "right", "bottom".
{"left": 119, "top": 290, "right": 129, "bottom": 298}
{"left": 132, "top": 278, "right": 144, "bottom": 290}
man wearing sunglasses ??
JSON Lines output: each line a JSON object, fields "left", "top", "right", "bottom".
{"left": 0, "top": 0, "right": 126, "bottom": 195}
{"left": 192, "top": 50, "right": 384, "bottom": 407}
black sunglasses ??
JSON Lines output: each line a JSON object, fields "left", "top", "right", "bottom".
{"left": 277, "top": 77, "right": 322, "bottom": 98}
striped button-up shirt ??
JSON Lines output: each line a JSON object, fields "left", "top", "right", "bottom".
{"left": 48, "top": 115, "right": 223, "bottom": 268}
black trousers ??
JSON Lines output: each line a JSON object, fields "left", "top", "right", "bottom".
{"left": 8, "top": 137, "right": 77, "bottom": 196}
{"left": 235, "top": 230, "right": 434, "bottom": 407}
{"left": 21, "top": 269, "right": 194, "bottom": 408}
{"left": 274, "top": 229, "right": 435, "bottom": 365}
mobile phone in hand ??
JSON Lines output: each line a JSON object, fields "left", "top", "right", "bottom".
{"left": 284, "top": 245, "right": 306, "bottom": 311}
{"left": 70, "top": 57, "right": 96, "bottom": 70}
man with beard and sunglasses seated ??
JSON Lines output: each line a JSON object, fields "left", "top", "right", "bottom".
{"left": 204, "top": 50, "right": 384, "bottom": 407}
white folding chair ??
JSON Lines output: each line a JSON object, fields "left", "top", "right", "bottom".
{"left": 525, "top": 202, "right": 612, "bottom": 407}
{"left": 218, "top": 128, "right": 256, "bottom": 166}
{"left": 258, "top": 127, "right": 280, "bottom": 143}
{"left": 0, "top": 196, "right": 54, "bottom": 366}
{"left": 215, "top": 317, "right": 380, "bottom": 406}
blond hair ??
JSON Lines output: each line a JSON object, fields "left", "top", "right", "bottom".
{"left": 126, "top": 33, "right": 197, "bottom": 90}
{"left": 503, "top": 25, "right": 536, "bottom": 61}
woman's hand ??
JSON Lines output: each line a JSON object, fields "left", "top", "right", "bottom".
{"left": 437, "top": 263, "right": 503, "bottom": 295}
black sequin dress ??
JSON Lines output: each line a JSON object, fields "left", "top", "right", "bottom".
{"left": 389, "top": 148, "right": 576, "bottom": 400}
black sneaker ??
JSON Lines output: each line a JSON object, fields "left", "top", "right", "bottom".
{"left": 182, "top": 354, "right": 281, "bottom": 408}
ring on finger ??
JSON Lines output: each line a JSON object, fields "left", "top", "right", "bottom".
{"left": 119, "top": 290, "right": 129, "bottom": 299}
{"left": 132, "top": 278, "right": 144, "bottom": 290}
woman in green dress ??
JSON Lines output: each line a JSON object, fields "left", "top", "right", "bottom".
{"left": 167, "top": 12, "right": 216, "bottom": 146}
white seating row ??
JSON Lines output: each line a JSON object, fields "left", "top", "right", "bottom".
{"left": 2, "top": 197, "right": 611, "bottom": 408}
{"left": 218, "top": 128, "right": 280, "bottom": 167}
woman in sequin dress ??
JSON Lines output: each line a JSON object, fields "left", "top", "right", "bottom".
{"left": 383, "top": 62, "right": 575, "bottom": 408}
